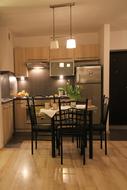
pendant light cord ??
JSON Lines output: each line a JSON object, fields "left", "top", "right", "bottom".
{"left": 52, "top": 7, "right": 55, "bottom": 40}
{"left": 70, "top": 5, "right": 72, "bottom": 39}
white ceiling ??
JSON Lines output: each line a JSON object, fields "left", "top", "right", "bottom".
{"left": 0, "top": 0, "right": 127, "bottom": 37}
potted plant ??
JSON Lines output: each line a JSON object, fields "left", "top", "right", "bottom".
{"left": 64, "top": 82, "right": 81, "bottom": 101}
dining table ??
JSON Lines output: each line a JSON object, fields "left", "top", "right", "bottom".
{"left": 40, "top": 104, "right": 97, "bottom": 159}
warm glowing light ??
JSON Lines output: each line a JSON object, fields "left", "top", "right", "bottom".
{"left": 33, "top": 66, "right": 44, "bottom": 70}
{"left": 59, "top": 75, "right": 64, "bottom": 80}
{"left": 59, "top": 62, "right": 64, "bottom": 68}
{"left": 66, "top": 38, "right": 76, "bottom": 48}
{"left": 21, "top": 167, "right": 29, "bottom": 179}
{"left": 20, "top": 76, "right": 25, "bottom": 81}
{"left": 50, "top": 39, "right": 59, "bottom": 49}
{"left": 9, "top": 76, "right": 16, "bottom": 82}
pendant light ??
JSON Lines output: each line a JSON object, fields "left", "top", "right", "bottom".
{"left": 50, "top": 2, "right": 76, "bottom": 49}
{"left": 50, "top": 7, "right": 59, "bottom": 49}
{"left": 66, "top": 3, "right": 76, "bottom": 49}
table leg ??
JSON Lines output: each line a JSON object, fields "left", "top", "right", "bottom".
{"left": 88, "top": 111, "right": 93, "bottom": 159}
{"left": 51, "top": 117, "right": 55, "bottom": 157}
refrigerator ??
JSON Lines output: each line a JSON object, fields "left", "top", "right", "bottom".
{"left": 76, "top": 64, "right": 103, "bottom": 124}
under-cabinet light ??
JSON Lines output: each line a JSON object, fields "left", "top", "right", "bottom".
{"left": 59, "top": 75, "right": 64, "bottom": 80}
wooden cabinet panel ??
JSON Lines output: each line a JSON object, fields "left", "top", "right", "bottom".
{"left": 74, "top": 44, "right": 99, "bottom": 60}
{"left": 14, "top": 100, "right": 30, "bottom": 131}
{"left": 14, "top": 47, "right": 50, "bottom": 76}
{"left": 2, "top": 102, "right": 13, "bottom": 145}
{"left": 14, "top": 45, "right": 100, "bottom": 76}
{"left": 14, "top": 47, "right": 27, "bottom": 76}
{"left": 25, "top": 47, "right": 49, "bottom": 60}
{"left": 50, "top": 47, "right": 74, "bottom": 60}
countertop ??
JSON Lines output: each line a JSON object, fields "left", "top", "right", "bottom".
{"left": 1, "top": 98, "right": 13, "bottom": 104}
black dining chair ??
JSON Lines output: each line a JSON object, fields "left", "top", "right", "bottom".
{"left": 86, "top": 95, "right": 109, "bottom": 155}
{"left": 27, "top": 96, "right": 51, "bottom": 154}
{"left": 55, "top": 98, "right": 88, "bottom": 165}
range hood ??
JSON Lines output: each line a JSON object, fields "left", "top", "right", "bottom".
{"left": 26, "top": 60, "right": 49, "bottom": 69}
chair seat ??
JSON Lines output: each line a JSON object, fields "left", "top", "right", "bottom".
{"left": 33, "top": 124, "right": 51, "bottom": 132}
{"left": 58, "top": 126, "right": 83, "bottom": 136}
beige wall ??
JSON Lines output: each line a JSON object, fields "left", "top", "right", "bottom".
{"left": 110, "top": 30, "right": 127, "bottom": 50}
{"left": 14, "top": 32, "right": 99, "bottom": 47}
{"left": 99, "top": 24, "right": 110, "bottom": 131}
{"left": 99, "top": 24, "right": 110, "bottom": 97}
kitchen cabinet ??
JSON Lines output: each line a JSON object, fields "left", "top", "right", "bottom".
{"left": 14, "top": 44, "right": 100, "bottom": 76}
{"left": 0, "top": 28, "right": 14, "bottom": 72}
{"left": 74, "top": 44, "right": 99, "bottom": 60}
{"left": 25, "top": 47, "right": 49, "bottom": 60}
{"left": 14, "top": 47, "right": 50, "bottom": 76}
{"left": 2, "top": 101, "right": 14, "bottom": 145}
{"left": 50, "top": 47, "right": 74, "bottom": 60}
{"left": 14, "top": 47, "right": 27, "bottom": 76}
{"left": 14, "top": 99, "right": 30, "bottom": 132}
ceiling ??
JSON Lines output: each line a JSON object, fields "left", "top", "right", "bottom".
{"left": 0, "top": 0, "right": 127, "bottom": 37}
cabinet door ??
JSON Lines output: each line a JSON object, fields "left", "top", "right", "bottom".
{"left": 14, "top": 47, "right": 27, "bottom": 76}
{"left": 50, "top": 47, "right": 74, "bottom": 60}
{"left": 74, "top": 44, "right": 99, "bottom": 60}
{"left": 2, "top": 102, "right": 13, "bottom": 145}
{"left": 25, "top": 47, "right": 49, "bottom": 60}
{"left": 14, "top": 100, "right": 30, "bottom": 131}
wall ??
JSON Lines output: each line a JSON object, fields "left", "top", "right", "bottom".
{"left": 18, "top": 68, "right": 74, "bottom": 96}
{"left": 99, "top": 24, "right": 110, "bottom": 97}
{"left": 99, "top": 24, "right": 110, "bottom": 131}
{"left": 14, "top": 32, "right": 99, "bottom": 47}
{"left": 110, "top": 30, "right": 127, "bottom": 50}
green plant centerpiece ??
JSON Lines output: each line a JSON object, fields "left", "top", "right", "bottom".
{"left": 64, "top": 81, "right": 81, "bottom": 101}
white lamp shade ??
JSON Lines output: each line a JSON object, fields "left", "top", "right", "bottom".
{"left": 50, "top": 39, "right": 59, "bottom": 49}
{"left": 66, "top": 38, "right": 76, "bottom": 48}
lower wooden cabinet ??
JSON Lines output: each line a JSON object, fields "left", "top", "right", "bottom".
{"left": 2, "top": 101, "right": 14, "bottom": 145}
{"left": 14, "top": 100, "right": 31, "bottom": 132}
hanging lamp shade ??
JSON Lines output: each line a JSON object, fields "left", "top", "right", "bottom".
{"left": 66, "top": 4, "right": 76, "bottom": 49}
{"left": 50, "top": 39, "right": 59, "bottom": 49}
{"left": 66, "top": 38, "right": 76, "bottom": 48}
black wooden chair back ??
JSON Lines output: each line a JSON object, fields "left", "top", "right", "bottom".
{"left": 56, "top": 97, "right": 88, "bottom": 164}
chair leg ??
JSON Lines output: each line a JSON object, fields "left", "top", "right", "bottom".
{"left": 100, "top": 131, "right": 103, "bottom": 149}
{"left": 35, "top": 131, "right": 37, "bottom": 149}
{"left": 31, "top": 131, "right": 34, "bottom": 155}
{"left": 83, "top": 146, "right": 86, "bottom": 165}
{"left": 105, "top": 130, "right": 107, "bottom": 155}
{"left": 81, "top": 138, "right": 86, "bottom": 165}
{"left": 60, "top": 136, "right": 63, "bottom": 165}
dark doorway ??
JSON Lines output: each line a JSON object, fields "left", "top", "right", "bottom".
{"left": 110, "top": 51, "right": 127, "bottom": 125}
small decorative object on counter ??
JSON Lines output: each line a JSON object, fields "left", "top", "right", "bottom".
{"left": 58, "top": 87, "right": 64, "bottom": 96}
{"left": 16, "top": 90, "right": 29, "bottom": 97}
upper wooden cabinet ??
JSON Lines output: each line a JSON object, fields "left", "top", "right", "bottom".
{"left": 74, "top": 44, "right": 99, "bottom": 60}
{"left": 50, "top": 47, "right": 74, "bottom": 60}
{"left": 25, "top": 47, "right": 49, "bottom": 60}
{"left": 14, "top": 44, "right": 99, "bottom": 75}
{"left": 14, "top": 47, "right": 50, "bottom": 76}
{"left": 14, "top": 47, "right": 27, "bottom": 76}
{"left": 0, "top": 28, "right": 14, "bottom": 72}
